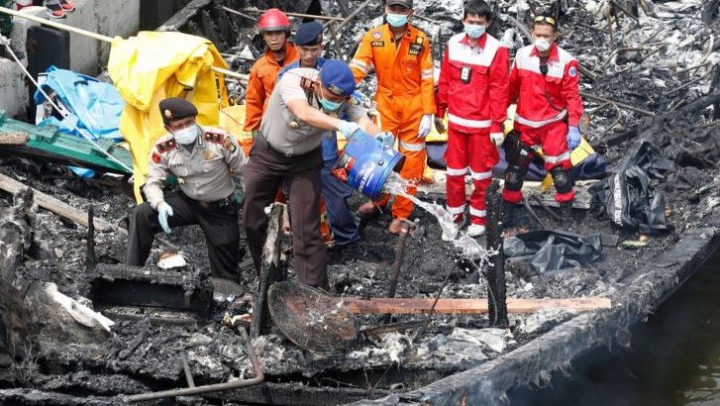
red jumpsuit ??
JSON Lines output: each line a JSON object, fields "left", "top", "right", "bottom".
{"left": 350, "top": 23, "right": 435, "bottom": 220}
{"left": 436, "top": 32, "right": 509, "bottom": 225}
{"left": 502, "top": 43, "right": 583, "bottom": 204}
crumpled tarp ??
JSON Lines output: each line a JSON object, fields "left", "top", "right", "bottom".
{"left": 34, "top": 66, "right": 126, "bottom": 142}
{"left": 590, "top": 140, "right": 675, "bottom": 234}
{"left": 504, "top": 230, "right": 603, "bottom": 276}
{"left": 108, "top": 31, "right": 229, "bottom": 202}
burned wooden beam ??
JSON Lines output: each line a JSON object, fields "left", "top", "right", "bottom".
{"left": 486, "top": 180, "right": 508, "bottom": 326}
{"left": 251, "top": 204, "right": 285, "bottom": 338}
{"left": 0, "top": 172, "right": 114, "bottom": 231}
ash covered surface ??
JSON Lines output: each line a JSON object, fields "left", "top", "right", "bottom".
{"left": 1, "top": 0, "right": 720, "bottom": 404}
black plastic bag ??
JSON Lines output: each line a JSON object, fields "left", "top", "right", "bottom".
{"left": 590, "top": 140, "right": 674, "bottom": 234}
{"left": 504, "top": 230, "right": 603, "bottom": 276}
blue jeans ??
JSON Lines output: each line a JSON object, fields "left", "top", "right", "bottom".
{"left": 321, "top": 159, "right": 360, "bottom": 246}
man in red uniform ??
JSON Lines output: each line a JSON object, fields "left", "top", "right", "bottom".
{"left": 243, "top": 8, "right": 298, "bottom": 132}
{"left": 349, "top": 0, "right": 435, "bottom": 234}
{"left": 435, "top": 0, "right": 509, "bottom": 237}
{"left": 501, "top": 14, "right": 583, "bottom": 221}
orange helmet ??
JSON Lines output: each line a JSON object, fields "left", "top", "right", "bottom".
{"left": 258, "top": 8, "right": 291, "bottom": 33}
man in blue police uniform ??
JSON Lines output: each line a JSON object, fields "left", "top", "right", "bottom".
{"left": 278, "top": 21, "right": 361, "bottom": 248}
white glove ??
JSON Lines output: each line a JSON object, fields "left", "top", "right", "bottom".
{"left": 490, "top": 132, "right": 504, "bottom": 147}
{"left": 338, "top": 120, "right": 361, "bottom": 138}
{"left": 418, "top": 114, "right": 433, "bottom": 139}
{"left": 157, "top": 202, "right": 174, "bottom": 234}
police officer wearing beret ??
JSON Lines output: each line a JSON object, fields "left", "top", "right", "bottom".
{"left": 277, "top": 22, "right": 363, "bottom": 249}
{"left": 126, "top": 98, "right": 246, "bottom": 282}
{"left": 244, "top": 60, "right": 388, "bottom": 290}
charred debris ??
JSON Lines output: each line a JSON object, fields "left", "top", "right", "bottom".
{"left": 0, "top": 0, "right": 720, "bottom": 405}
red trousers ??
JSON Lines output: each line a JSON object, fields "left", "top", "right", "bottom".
{"left": 502, "top": 120, "right": 574, "bottom": 204}
{"left": 445, "top": 127, "right": 499, "bottom": 225}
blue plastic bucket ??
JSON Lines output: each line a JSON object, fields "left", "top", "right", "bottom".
{"left": 333, "top": 130, "right": 405, "bottom": 200}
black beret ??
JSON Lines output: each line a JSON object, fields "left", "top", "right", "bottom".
{"left": 295, "top": 21, "right": 323, "bottom": 46}
{"left": 159, "top": 98, "right": 198, "bottom": 123}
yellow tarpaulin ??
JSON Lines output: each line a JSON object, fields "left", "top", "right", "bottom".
{"left": 108, "top": 31, "right": 230, "bottom": 202}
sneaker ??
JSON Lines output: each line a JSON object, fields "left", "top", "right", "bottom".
{"left": 60, "top": 0, "right": 76, "bottom": 12}
{"left": 46, "top": 3, "right": 66, "bottom": 19}
{"left": 467, "top": 224, "right": 486, "bottom": 237}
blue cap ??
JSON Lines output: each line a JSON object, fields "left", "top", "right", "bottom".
{"left": 319, "top": 60, "right": 356, "bottom": 97}
{"left": 295, "top": 21, "right": 323, "bottom": 46}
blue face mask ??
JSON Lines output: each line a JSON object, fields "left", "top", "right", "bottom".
{"left": 464, "top": 23, "right": 486, "bottom": 39}
{"left": 386, "top": 13, "right": 408, "bottom": 28}
{"left": 318, "top": 91, "right": 344, "bottom": 112}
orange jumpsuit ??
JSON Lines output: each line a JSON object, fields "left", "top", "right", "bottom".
{"left": 350, "top": 23, "right": 435, "bottom": 220}
{"left": 243, "top": 43, "right": 298, "bottom": 132}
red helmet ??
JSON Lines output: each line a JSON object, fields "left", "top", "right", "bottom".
{"left": 258, "top": 9, "right": 291, "bottom": 33}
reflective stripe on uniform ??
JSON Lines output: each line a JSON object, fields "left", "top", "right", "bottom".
{"left": 544, "top": 151, "right": 571, "bottom": 164}
{"left": 447, "top": 204, "right": 466, "bottom": 215}
{"left": 399, "top": 140, "right": 425, "bottom": 151}
{"left": 421, "top": 69, "right": 434, "bottom": 79}
{"left": 448, "top": 113, "right": 492, "bottom": 129}
{"left": 470, "top": 169, "right": 492, "bottom": 181}
{"left": 349, "top": 60, "right": 369, "bottom": 74}
{"left": 446, "top": 166, "right": 468, "bottom": 176}
{"left": 469, "top": 207, "right": 487, "bottom": 218}
{"left": 514, "top": 109, "right": 567, "bottom": 129}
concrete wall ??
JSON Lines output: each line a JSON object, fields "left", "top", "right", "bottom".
{"left": 0, "top": 0, "right": 140, "bottom": 119}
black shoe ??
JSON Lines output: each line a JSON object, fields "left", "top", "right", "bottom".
{"left": 502, "top": 201, "right": 519, "bottom": 229}
{"left": 559, "top": 202, "right": 573, "bottom": 222}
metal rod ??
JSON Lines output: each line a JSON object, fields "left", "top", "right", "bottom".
{"left": 528, "top": 195, "right": 562, "bottom": 222}
{"left": 182, "top": 354, "right": 195, "bottom": 388}
{"left": 326, "top": 0, "right": 374, "bottom": 31}
{"left": 86, "top": 206, "right": 96, "bottom": 269}
{"left": 0, "top": 6, "right": 244, "bottom": 81}
{"left": 124, "top": 327, "right": 263, "bottom": 402}
{"left": 240, "top": 7, "right": 344, "bottom": 21}
{"left": 522, "top": 197, "right": 546, "bottom": 229}
{"left": 580, "top": 91, "right": 655, "bottom": 116}
{"left": 383, "top": 224, "right": 410, "bottom": 323}
{"left": 218, "top": 5, "right": 258, "bottom": 22}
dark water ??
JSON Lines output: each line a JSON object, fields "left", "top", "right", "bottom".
{"left": 509, "top": 250, "right": 720, "bottom": 406}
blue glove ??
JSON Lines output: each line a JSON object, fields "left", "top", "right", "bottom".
{"left": 157, "top": 202, "right": 174, "bottom": 234}
{"left": 338, "top": 120, "right": 361, "bottom": 139}
{"left": 375, "top": 132, "right": 394, "bottom": 148}
{"left": 567, "top": 126, "right": 581, "bottom": 150}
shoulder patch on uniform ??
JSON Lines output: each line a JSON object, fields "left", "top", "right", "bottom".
{"left": 568, "top": 66, "right": 577, "bottom": 77}
{"left": 222, "top": 137, "right": 238, "bottom": 153}
{"left": 151, "top": 152, "right": 161, "bottom": 163}
{"left": 372, "top": 31, "right": 382, "bottom": 39}
{"left": 157, "top": 139, "right": 177, "bottom": 153}
{"left": 371, "top": 40, "right": 385, "bottom": 47}
{"left": 300, "top": 76, "right": 318, "bottom": 91}
{"left": 204, "top": 131, "right": 226, "bottom": 144}
{"left": 408, "top": 43, "right": 424, "bottom": 56}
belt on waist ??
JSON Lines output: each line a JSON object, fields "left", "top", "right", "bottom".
{"left": 255, "top": 131, "right": 292, "bottom": 158}
{"left": 185, "top": 193, "right": 234, "bottom": 209}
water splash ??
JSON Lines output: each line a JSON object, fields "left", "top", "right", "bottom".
{"left": 382, "top": 173, "right": 496, "bottom": 262}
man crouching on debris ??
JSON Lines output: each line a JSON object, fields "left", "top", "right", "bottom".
{"left": 243, "top": 60, "right": 384, "bottom": 290}
{"left": 501, "top": 14, "right": 584, "bottom": 222}
{"left": 435, "top": 0, "right": 509, "bottom": 237}
{"left": 126, "top": 98, "right": 246, "bottom": 282}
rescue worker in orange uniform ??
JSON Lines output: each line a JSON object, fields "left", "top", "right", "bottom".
{"left": 243, "top": 8, "right": 298, "bottom": 133}
{"left": 501, "top": 14, "right": 584, "bottom": 221}
{"left": 435, "top": 0, "right": 509, "bottom": 237}
{"left": 349, "top": 0, "right": 435, "bottom": 234}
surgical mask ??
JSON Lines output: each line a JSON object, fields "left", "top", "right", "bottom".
{"left": 534, "top": 38, "right": 551, "bottom": 52}
{"left": 386, "top": 13, "right": 408, "bottom": 28}
{"left": 463, "top": 24, "right": 485, "bottom": 39}
{"left": 318, "top": 91, "right": 344, "bottom": 113}
{"left": 173, "top": 125, "right": 198, "bottom": 144}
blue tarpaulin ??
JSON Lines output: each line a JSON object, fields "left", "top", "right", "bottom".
{"left": 33, "top": 66, "right": 126, "bottom": 177}
{"left": 34, "top": 66, "right": 125, "bottom": 142}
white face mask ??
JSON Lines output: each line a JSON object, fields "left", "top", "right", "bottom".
{"left": 534, "top": 38, "right": 551, "bottom": 52}
{"left": 173, "top": 125, "right": 198, "bottom": 145}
